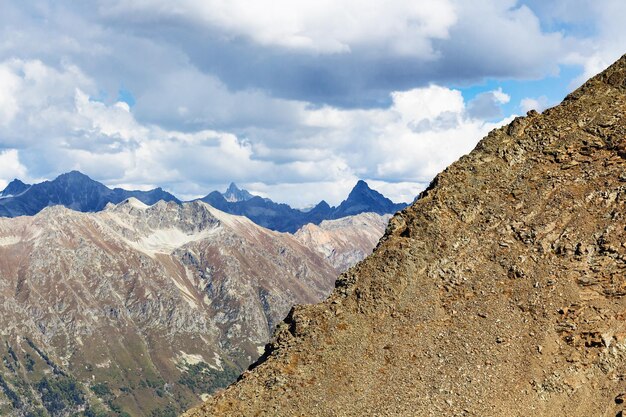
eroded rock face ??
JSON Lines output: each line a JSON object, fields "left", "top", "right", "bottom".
{"left": 185, "top": 55, "right": 626, "bottom": 416}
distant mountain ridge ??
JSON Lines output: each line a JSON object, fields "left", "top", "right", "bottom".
{"left": 0, "top": 171, "right": 179, "bottom": 217}
{"left": 0, "top": 172, "right": 408, "bottom": 230}
{"left": 0, "top": 179, "right": 30, "bottom": 198}
{"left": 199, "top": 181, "right": 407, "bottom": 232}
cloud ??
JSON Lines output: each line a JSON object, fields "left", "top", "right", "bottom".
{"left": 0, "top": 58, "right": 507, "bottom": 206}
{"left": 519, "top": 95, "right": 549, "bottom": 113}
{"left": 296, "top": 85, "right": 509, "bottom": 191}
{"left": 100, "top": 0, "right": 457, "bottom": 56}
{"left": 523, "top": 0, "right": 626, "bottom": 88}
{"left": 0, "top": 1, "right": 624, "bottom": 207}
{"left": 0, "top": 64, "right": 21, "bottom": 125}
{"left": 467, "top": 88, "right": 511, "bottom": 120}
{"left": 0, "top": 149, "right": 27, "bottom": 190}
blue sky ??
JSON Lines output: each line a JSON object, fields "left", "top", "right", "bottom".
{"left": 0, "top": 0, "right": 624, "bottom": 206}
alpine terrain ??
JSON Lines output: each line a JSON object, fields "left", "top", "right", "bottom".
{"left": 0, "top": 199, "right": 387, "bottom": 416}
{"left": 185, "top": 55, "right": 626, "bottom": 416}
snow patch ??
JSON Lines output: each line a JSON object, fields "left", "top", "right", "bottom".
{"left": 170, "top": 267, "right": 199, "bottom": 309}
{"left": 95, "top": 359, "right": 111, "bottom": 369}
{"left": 202, "top": 202, "right": 253, "bottom": 231}
{"left": 0, "top": 236, "right": 21, "bottom": 246}
{"left": 138, "top": 228, "right": 214, "bottom": 254}
{"left": 124, "top": 197, "right": 149, "bottom": 209}
{"left": 212, "top": 352, "right": 223, "bottom": 370}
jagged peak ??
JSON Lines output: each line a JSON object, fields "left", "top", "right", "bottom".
{"left": 222, "top": 182, "right": 254, "bottom": 202}
{"left": 226, "top": 182, "right": 241, "bottom": 192}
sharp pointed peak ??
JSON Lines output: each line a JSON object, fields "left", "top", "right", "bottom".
{"left": 226, "top": 182, "right": 240, "bottom": 191}
{"left": 222, "top": 182, "right": 254, "bottom": 202}
{"left": 353, "top": 179, "right": 371, "bottom": 190}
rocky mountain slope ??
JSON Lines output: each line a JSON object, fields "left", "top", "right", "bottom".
{"left": 200, "top": 181, "right": 406, "bottom": 233}
{"left": 184, "top": 55, "right": 626, "bottom": 416}
{"left": 0, "top": 171, "right": 179, "bottom": 218}
{"left": 294, "top": 212, "right": 391, "bottom": 273}
{"left": 0, "top": 200, "right": 386, "bottom": 416}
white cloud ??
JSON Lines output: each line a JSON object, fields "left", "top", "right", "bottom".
{"left": 0, "top": 149, "right": 27, "bottom": 189}
{"left": 467, "top": 88, "right": 511, "bottom": 120}
{"left": 0, "top": 58, "right": 508, "bottom": 206}
{"left": 0, "top": 64, "right": 21, "bottom": 125}
{"left": 519, "top": 96, "right": 549, "bottom": 113}
{"left": 101, "top": 0, "right": 457, "bottom": 56}
{"left": 2, "top": 2, "right": 625, "bottom": 207}
{"left": 300, "top": 85, "right": 510, "bottom": 192}
{"left": 492, "top": 88, "right": 511, "bottom": 104}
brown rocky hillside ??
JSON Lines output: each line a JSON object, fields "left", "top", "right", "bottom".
{"left": 184, "top": 54, "right": 626, "bottom": 416}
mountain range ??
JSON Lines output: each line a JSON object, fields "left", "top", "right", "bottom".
{"left": 0, "top": 173, "right": 407, "bottom": 232}
{"left": 184, "top": 54, "right": 626, "bottom": 416}
{"left": 198, "top": 180, "right": 405, "bottom": 232}
{"left": 0, "top": 198, "right": 389, "bottom": 416}
{"left": 0, "top": 171, "right": 179, "bottom": 218}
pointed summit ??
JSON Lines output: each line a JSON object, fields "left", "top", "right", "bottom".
{"left": 0, "top": 179, "right": 31, "bottom": 198}
{"left": 222, "top": 182, "right": 254, "bottom": 202}
{"left": 331, "top": 180, "right": 407, "bottom": 219}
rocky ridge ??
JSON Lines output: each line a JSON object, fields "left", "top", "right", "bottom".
{"left": 184, "top": 54, "right": 626, "bottom": 416}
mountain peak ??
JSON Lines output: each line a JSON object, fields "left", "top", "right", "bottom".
{"left": 223, "top": 182, "right": 254, "bottom": 202}
{"left": 348, "top": 180, "right": 376, "bottom": 197}
{"left": 0, "top": 178, "right": 31, "bottom": 197}
{"left": 354, "top": 179, "right": 369, "bottom": 188}
{"left": 331, "top": 180, "right": 406, "bottom": 219}
{"left": 55, "top": 170, "right": 96, "bottom": 183}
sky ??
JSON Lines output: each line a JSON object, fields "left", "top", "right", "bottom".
{"left": 0, "top": 0, "right": 624, "bottom": 207}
